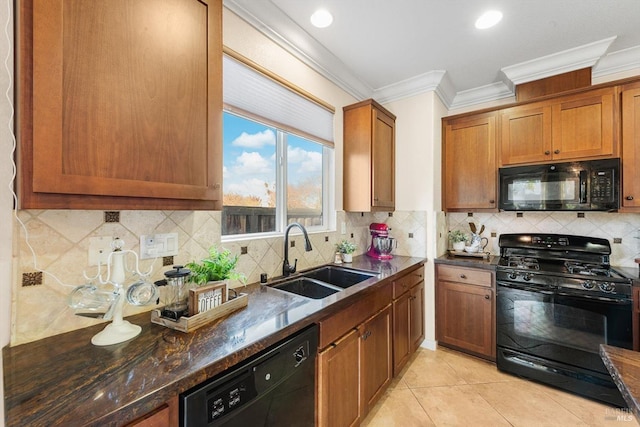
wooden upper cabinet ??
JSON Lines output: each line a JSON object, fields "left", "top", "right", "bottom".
{"left": 501, "top": 87, "right": 616, "bottom": 166}
{"left": 501, "top": 103, "right": 552, "bottom": 165}
{"left": 343, "top": 99, "right": 396, "bottom": 212}
{"left": 443, "top": 113, "right": 497, "bottom": 212}
{"left": 621, "top": 84, "right": 640, "bottom": 210}
{"left": 17, "top": 0, "right": 223, "bottom": 210}
{"left": 551, "top": 88, "right": 615, "bottom": 160}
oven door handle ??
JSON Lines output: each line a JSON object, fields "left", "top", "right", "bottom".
{"left": 555, "top": 291, "right": 632, "bottom": 304}
{"left": 497, "top": 281, "right": 555, "bottom": 295}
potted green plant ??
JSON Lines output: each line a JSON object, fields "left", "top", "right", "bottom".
{"left": 186, "top": 245, "right": 246, "bottom": 286}
{"left": 448, "top": 230, "right": 468, "bottom": 252}
{"left": 336, "top": 239, "right": 357, "bottom": 263}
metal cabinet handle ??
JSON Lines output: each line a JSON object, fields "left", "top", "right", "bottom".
{"left": 484, "top": 295, "right": 490, "bottom": 300}
{"left": 544, "top": 150, "right": 550, "bottom": 155}
{"left": 489, "top": 199, "right": 495, "bottom": 204}
{"left": 626, "top": 196, "right": 634, "bottom": 201}
{"left": 459, "top": 274, "right": 467, "bottom": 279}
{"left": 362, "top": 330, "right": 372, "bottom": 340}
{"left": 554, "top": 149, "right": 560, "bottom": 154}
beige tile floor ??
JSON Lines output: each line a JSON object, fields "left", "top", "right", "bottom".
{"left": 362, "top": 346, "right": 639, "bottom": 427}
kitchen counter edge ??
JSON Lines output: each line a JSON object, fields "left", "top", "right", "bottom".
{"left": 600, "top": 344, "right": 640, "bottom": 419}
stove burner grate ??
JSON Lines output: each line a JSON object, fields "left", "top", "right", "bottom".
{"left": 507, "top": 256, "right": 540, "bottom": 270}
{"left": 564, "top": 262, "right": 611, "bottom": 277}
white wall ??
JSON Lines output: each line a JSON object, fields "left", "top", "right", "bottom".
{"left": 0, "top": 0, "right": 13, "bottom": 424}
{"left": 383, "top": 92, "right": 447, "bottom": 349}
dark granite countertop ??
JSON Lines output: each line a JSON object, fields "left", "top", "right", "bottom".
{"left": 434, "top": 253, "right": 499, "bottom": 271}
{"left": 3, "top": 255, "right": 425, "bottom": 427}
{"left": 600, "top": 345, "right": 640, "bottom": 417}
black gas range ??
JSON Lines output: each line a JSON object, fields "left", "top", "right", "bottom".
{"left": 497, "top": 234, "right": 632, "bottom": 301}
{"left": 496, "top": 233, "right": 633, "bottom": 407}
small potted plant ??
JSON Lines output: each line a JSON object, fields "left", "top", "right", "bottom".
{"left": 448, "top": 230, "right": 468, "bottom": 252}
{"left": 336, "top": 239, "right": 357, "bottom": 263}
{"left": 186, "top": 245, "right": 246, "bottom": 286}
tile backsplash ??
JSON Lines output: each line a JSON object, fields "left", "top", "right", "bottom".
{"left": 13, "top": 207, "right": 640, "bottom": 344}
{"left": 13, "top": 209, "right": 428, "bottom": 344}
{"left": 447, "top": 211, "right": 640, "bottom": 267}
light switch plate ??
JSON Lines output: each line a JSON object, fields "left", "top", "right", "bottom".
{"left": 140, "top": 233, "right": 179, "bottom": 259}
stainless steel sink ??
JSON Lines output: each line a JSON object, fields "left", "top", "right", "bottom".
{"left": 269, "top": 265, "right": 378, "bottom": 299}
{"left": 271, "top": 277, "right": 342, "bottom": 299}
{"left": 300, "top": 266, "right": 377, "bottom": 289}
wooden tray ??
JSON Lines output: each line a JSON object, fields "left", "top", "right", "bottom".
{"left": 448, "top": 250, "right": 490, "bottom": 259}
{"left": 151, "top": 293, "right": 248, "bottom": 333}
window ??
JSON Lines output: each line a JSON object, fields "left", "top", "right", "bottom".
{"left": 222, "top": 111, "right": 332, "bottom": 237}
{"left": 222, "top": 52, "right": 334, "bottom": 238}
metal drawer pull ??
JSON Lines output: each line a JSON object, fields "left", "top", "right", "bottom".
{"left": 484, "top": 295, "right": 490, "bottom": 300}
{"left": 459, "top": 274, "right": 467, "bottom": 279}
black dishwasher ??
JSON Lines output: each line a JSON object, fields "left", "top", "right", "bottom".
{"left": 180, "top": 324, "right": 318, "bottom": 426}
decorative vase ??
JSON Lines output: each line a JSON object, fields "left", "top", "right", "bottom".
{"left": 342, "top": 253, "right": 353, "bottom": 263}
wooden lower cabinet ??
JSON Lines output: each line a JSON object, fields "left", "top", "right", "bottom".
{"left": 436, "top": 264, "right": 495, "bottom": 360}
{"left": 361, "top": 305, "right": 393, "bottom": 412}
{"left": 392, "top": 291, "right": 411, "bottom": 374}
{"left": 409, "top": 281, "right": 425, "bottom": 352}
{"left": 318, "top": 305, "right": 392, "bottom": 427}
{"left": 124, "top": 396, "right": 178, "bottom": 427}
{"left": 392, "top": 266, "right": 425, "bottom": 375}
{"left": 318, "top": 328, "right": 362, "bottom": 427}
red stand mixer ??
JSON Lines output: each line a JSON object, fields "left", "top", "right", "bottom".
{"left": 366, "top": 223, "right": 397, "bottom": 260}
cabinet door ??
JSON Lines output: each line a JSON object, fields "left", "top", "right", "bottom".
{"left": 443, "top": 114, "right": 497, "bottom": 211}
{"left": 436, "top": 281, "right": 493, "bottom": 358}
{"left": 622, "top": 87, "right": 640, "bottom": 210}
{"left": 317, "top": 329, "right": 361, "bottom": 427}
{"left": 361, "top": 305, "right": 393, "bottom": 415}
{"left": 19, "top": 0, "right": 222, "bottom": 210}
{"left": 392, "top": 292, "right": 411, "bottom": 376}
{"left": 551, "top": 89, "right": 615, "bottom": 160}
{"left": 372, "top": 109, "right": 395, "bottom": 209}
{"left": 501, "top": 104, "right": 552, "bottom": 165}
{"left": 410, "top": 281, "right": 425, "bottom": 353}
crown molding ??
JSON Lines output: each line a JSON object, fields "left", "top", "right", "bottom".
{"left": 593, "top": 45, "right": 640, "bottom": 78}
{"left": 223, "top": 0, "right": 373, "bottom": 100}
{"left": 449, "top": 82, "right": 515, "bottom": 110}
{"left": 501, "top": 36, "right": 617, "bottom": 85}
{"left": 373, "top": 70, "right": 449, "bottom": 104}
{"left": 224, "top": 4, "right": 639, "bottom": 111}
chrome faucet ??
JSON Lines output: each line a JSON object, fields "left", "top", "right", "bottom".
{"left": 283, "top": 222, "right": 313, "bottom": 277}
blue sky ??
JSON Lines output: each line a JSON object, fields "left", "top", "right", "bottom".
{"left": 223, "top": 112, "right": 322, "bottom": 206}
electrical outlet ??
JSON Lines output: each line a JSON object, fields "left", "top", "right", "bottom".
{"left": 88, "top": 236, "right": 114, "bottom": 266}
{"left": 140, "top": 233, "right": 179, "bottom": 259}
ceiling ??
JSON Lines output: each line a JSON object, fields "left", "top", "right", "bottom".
{"left": 224, "top": 0, "right": 640, "bottom": 109}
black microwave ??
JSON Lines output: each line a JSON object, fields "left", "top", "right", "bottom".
{"left": 498, "top": 158, "right": 620, "bottom": 211}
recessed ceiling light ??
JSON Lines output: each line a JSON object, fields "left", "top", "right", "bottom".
{"left": 475, "top": 10, "right": 503, "bottom": 29}
{"left": 310, "top": 9, "right": 333, "bottom": 28}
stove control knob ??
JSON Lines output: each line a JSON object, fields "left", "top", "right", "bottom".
{"left": 598, "top": 282, "right": 615, "bottom": 293}
{"left": 508, "top": 271, "right": 518, "bottom": 280}
{"left": 522, "top": 273, "right": 532, "bottom": 281}
{"left": 582, "top": 280, "right": 595, "bottom": 290}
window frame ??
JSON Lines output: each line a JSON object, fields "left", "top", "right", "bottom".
{"left": 221, "top": 110, "right": 335, "bottom": 241}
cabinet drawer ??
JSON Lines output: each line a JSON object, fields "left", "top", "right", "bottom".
{"left": 436, "top": 264, "right": 493, "bottom": 287}
{"left": 392, "top": 266, "right": 424, "bottom": 299}
{"left": 319, "top": 281, "right": 392, "bottom": 349}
